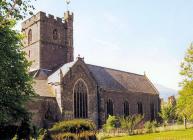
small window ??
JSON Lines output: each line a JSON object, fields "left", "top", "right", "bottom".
{"left": 107, "top": 99, "right": 113, "bottom": 116}
{"left": 137, "top": 102, "right": 143, "bottom": 115}
{"left": 53, "top": 29, "right": 58, "bottom": 40}
{"left": 28, "top": 29, "right": 32, "bottom": 45}
{"left": 123, "top": 101, "right": 130, "bottom": 117}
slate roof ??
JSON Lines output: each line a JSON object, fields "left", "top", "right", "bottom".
{"left": 87, "top": 64, "right": 158, "bottom": 94}
{"left": 38, "top": 59, "right": 158, "bottom": 97}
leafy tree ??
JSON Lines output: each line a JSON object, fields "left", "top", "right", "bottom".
{"left": 177, "top": 44, "right": 193, "bottom": 129}
{"left": 0, "top": 0, "right": 35, "bottom": 28}
{"left": 0, "top": 0, "right": 36, "bottom": 127}
{"left": 159, "top": 103, "right": 176, "bottom": 126}
{"left": 177, "top": 80, "right": 193, "bottom": 128}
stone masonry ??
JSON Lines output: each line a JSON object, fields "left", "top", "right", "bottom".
{"left": 22, "top": 10, "right": 161, "bottom": 128}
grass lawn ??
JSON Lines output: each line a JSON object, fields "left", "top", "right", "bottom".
{"left": 107, "top": 128, "right": 193, "bottom": 140}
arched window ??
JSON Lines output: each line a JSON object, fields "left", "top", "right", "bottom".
{"left": 107, "top": 99, "right": 113, "bottom": 116}
{"left": 28, "top": 29, "right": 32, "bottom": 45}
{"left": 137, "top": 102, "right": 143, "bottom": 115}
{"left": 150, "top": 103, "right": 155, "bottom": 120}
{"left": 74, "top": 80, "right": 88, "bottom": 118}
{"left": 123, "top": 101, "right": 130, "bottom": 117}
{"left": 53, "top": 29, "right": 58, "bottom": 40}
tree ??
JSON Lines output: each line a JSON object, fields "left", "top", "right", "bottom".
{"left": 159, "top": 103, "right": 176, "bottom": 126}
{"left": 0, "top": 0, "right": 36, "bottom": 126}
{"left": 177, "top": 44, "right": 193, "bottom": 129}
{"left": 177, "top": 81, "right": 193, "bottom": 129}
{"left": 0, "top": 0, "right": 35, "bottom": 28}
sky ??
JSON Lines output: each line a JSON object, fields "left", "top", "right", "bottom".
{"left": 17, "top": 0, "right": 193, "bottom": 90}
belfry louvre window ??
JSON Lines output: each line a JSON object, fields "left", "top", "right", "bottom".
{"left": 107, "top": 99, "right": 113, "bottom": 116}
{"left": 123, "top": 101, "right": 129, "bottom": 116}
{"left": 137, "top": 102, "right": 143, "bottom": 115}
{"left": 28, "top": 29, "right": 32, "bottom": 45}
{"left": 74, "top": 80, "right": 88, "bottom": 118}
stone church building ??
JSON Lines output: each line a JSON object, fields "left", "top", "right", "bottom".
{"left": 22, "top": 10, "right": 160, "bottom": 128}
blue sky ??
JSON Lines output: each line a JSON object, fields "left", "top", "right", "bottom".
{"left": 18, "top": 0, "right": 193, "bottom": 90}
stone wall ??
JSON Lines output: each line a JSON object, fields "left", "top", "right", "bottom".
{"left": 98, "top": 89, "right": 160, "bottom": 126}
{"left": 27, "top": 97, "right": 62, "bottom": 128}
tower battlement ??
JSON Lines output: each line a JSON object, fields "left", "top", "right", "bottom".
{"left": 64, "top": 11, "right": 73, "bottom": 22}
{"left": 22, "top": 10, "right": 74, "bottom": 71}
{"left": 22, "top": 11, "right": 65, "bottom": 29}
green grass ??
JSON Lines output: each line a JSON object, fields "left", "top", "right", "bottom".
{"left": 107, "top": 129, "right": 193, "bottom": 140}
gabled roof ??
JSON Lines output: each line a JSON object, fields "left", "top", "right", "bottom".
{"left": 87, "top": 64, "right": 159, "bottom": 94}
{"left": 47, "top": 59, "right": 159, "bottom": 95}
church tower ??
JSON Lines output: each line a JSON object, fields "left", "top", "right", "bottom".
{"left": 22, "top": 11, "right": 74, "bottom": 71}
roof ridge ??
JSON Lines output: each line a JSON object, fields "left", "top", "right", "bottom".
{"left": 86, "top": 63, "right": 144, "bottom": 77}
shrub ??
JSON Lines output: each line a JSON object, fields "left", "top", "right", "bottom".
{"left": 39, "top": 119, "right": 97, "bottom": 140}
{"left": 103, "top": 115, "right": 120, "bottom": 132}
{"left": 119, "top": 114, "right": 144, "bottom": 135}
{"left": 144, "top": 121, "right": 157, "bottom": 133}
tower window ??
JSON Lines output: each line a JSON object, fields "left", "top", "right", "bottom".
{"left": 28, "top": 29, "right": 32, "bottom": 45}
{"left": 137, "top": 102, "right": 143, "bottom": 115}
{"left": 74, "top": 80, "right": 88, "bottom": 118}
{"left": 53, "top": 29, "right": 58, "bottom": 40}
{"left": 123, "top": 101, "right": 130, "bottom": 117}
{"left": 106, "top": 99, "right": 113, "bottom": 116}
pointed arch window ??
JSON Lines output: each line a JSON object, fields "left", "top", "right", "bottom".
{"left": 123, "top": 101, "right": 130, "bottom": 117}
{"left": 150, "top": 103, "right": 155, "bottom": 120}
{"left": 28, "top": 29, "right": 32, "bottom": 45}
{"left": 137, "top": 102, "right": 143, "bottom": 115}
{"left": 74, "top": 80, "right": 88, "bottom": 118}
{"left": 107, "top": 99, "right": 113, "bottom": 116}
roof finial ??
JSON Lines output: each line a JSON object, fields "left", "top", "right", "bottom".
{"left": 76, "top": 54, "right": 84, "bottom": 61}
{"left": 65, "top": 0, "right": 71, "bottom": 11}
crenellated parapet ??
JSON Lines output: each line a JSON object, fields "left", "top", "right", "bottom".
{"left": 64, "top": 11, "right": 73, "bottom": 22}
{"left": 22, "top": 11, "right": 64, "bottom": 30}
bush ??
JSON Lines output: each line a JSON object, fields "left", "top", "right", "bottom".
{"left": 119, "top": 114, "right": 144, "bottom": 135}
{"left": 0, "top": 119, "right": 39, "bottom": 140}
{"left": 103, "top": 115, "right": 120, "bottom": 132}
{"left": 39, "top": 119, "right": 97, "bottom": 140}
{"left": 144, "top": 121, "right": 157, "bottom": 133}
